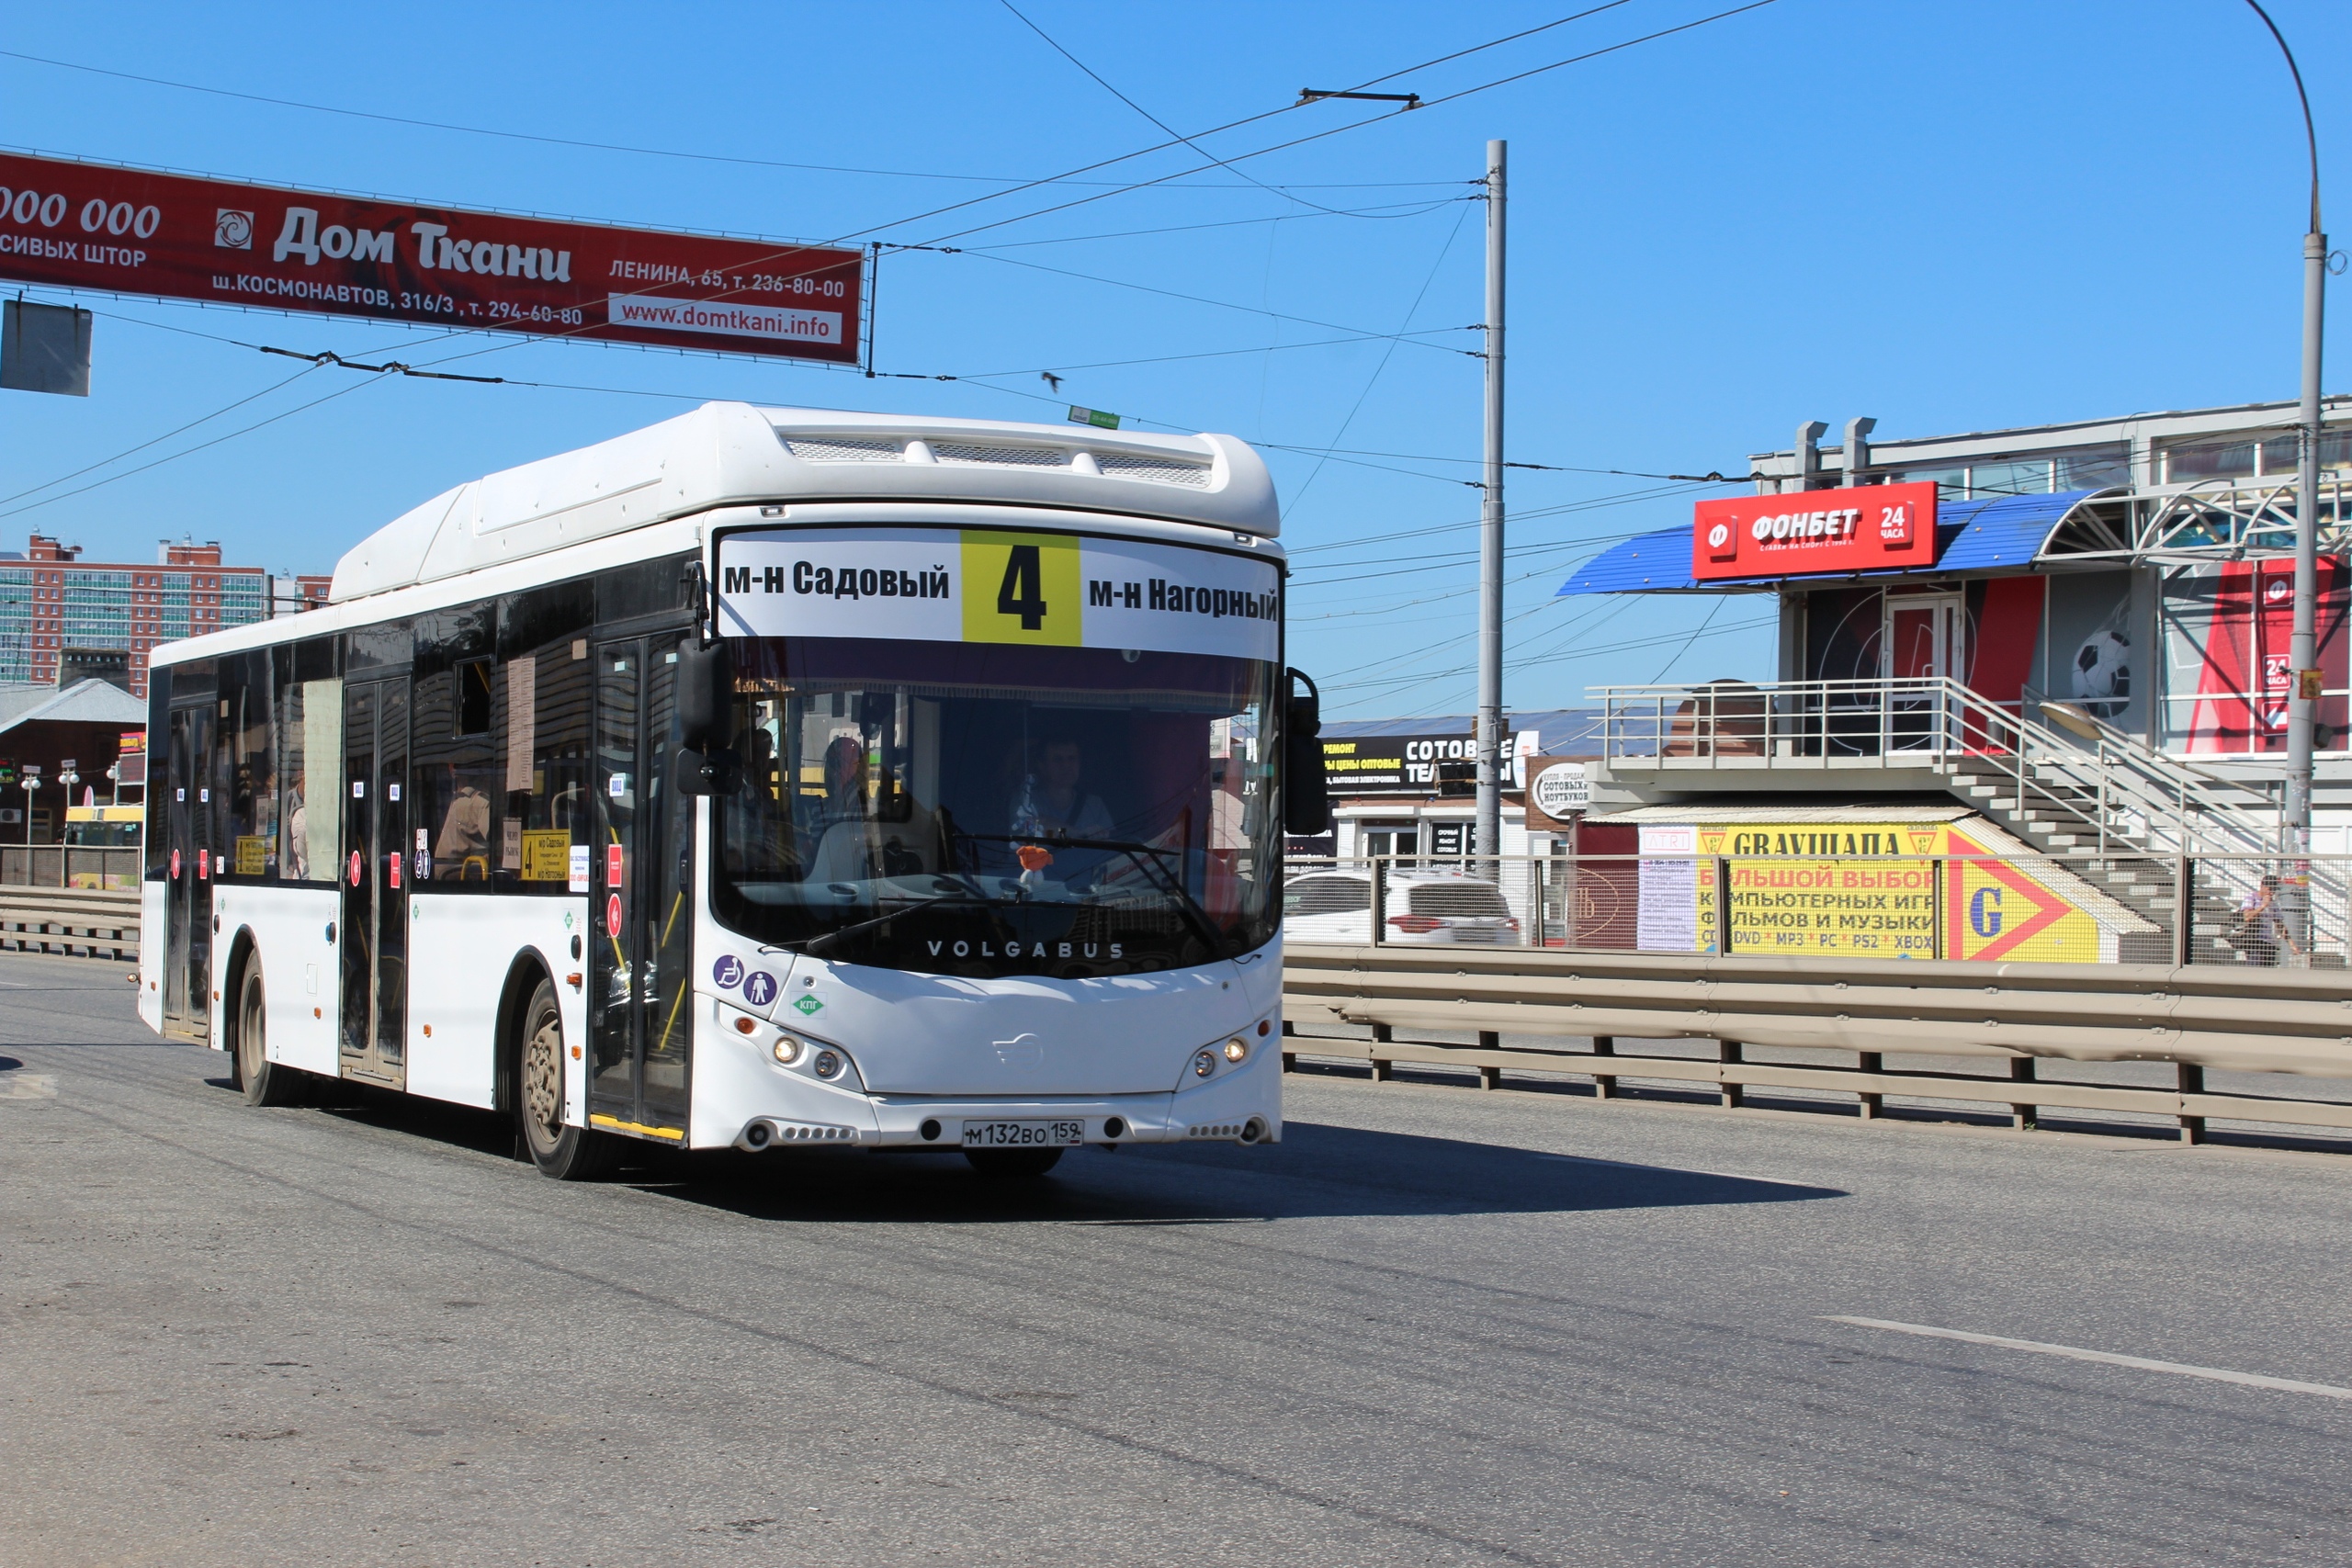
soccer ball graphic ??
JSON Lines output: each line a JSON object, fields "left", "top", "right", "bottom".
{"left": 2072, "top": 629, "right": 2131, "bottom": 716}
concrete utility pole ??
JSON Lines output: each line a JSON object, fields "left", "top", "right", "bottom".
{"left": 1476, "top": 139, "right": 1507, "bottom": 863}
{"left": 2249, "top": 2, "right": 2324, "bottom": 868}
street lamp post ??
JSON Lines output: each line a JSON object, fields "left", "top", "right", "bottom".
{"left": 21, "top": 775, "right": 38, "bottom": 847}
{"left": 2247, "top": 3, "right": 2325, "bottom": 886}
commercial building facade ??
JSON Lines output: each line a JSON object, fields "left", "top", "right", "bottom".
{"left": 1566, "top": 399, "right": 2352, "bottom": 818}
{"left": 0, "top": 535, "right": 328, "bottom": 696}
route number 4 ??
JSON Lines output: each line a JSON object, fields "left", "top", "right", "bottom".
{"left": 998, "top": 544, "right": 1047, "bottom": 630}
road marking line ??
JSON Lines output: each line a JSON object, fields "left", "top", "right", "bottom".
{"left": 1825, "top": 1315, "right": 2352, "bottom": 1401}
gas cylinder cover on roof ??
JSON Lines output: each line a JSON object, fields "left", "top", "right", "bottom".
{"left": 329, "top": 401, "right": 1279, "bottom": 602}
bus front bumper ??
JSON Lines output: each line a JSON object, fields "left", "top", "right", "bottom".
{"left": 733, "top": 1086, "right": 1280, "bottom": 1153}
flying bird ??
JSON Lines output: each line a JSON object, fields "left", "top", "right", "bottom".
{"left": 1041, "top": 371, "right": 1063, "bottom": 393}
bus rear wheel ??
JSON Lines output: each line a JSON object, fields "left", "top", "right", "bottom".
{"left": 236, "top": 961, "right": 304, "bottom": 1107}
{"left": 964, "top": 1147, "right": 1063, "bottom": 1179}
{"left": 516, "top": 976, "right": 613, "bottom": 1180}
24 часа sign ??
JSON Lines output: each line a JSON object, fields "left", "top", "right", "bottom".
{"left": 715, "top": 525, "right": 1281, "bottom": 661}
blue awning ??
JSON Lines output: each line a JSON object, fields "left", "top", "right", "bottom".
{"left": 1555, "top": 489, "right": 2115, "bottom": 595}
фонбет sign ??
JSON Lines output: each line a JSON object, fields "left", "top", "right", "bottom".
{"left": 0, "top": 152, "right": 863, "bottom": 364}
{"left": 1690, "top": 480, "right": 1939, "bottom": 581}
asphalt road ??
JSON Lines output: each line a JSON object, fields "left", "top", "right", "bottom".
{"left": 6, "top": 953, "right": 2352, "bottom": 1567}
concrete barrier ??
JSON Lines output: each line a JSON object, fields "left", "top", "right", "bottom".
{"left": 0, "top": 887, "right": 141, "bottom": 961}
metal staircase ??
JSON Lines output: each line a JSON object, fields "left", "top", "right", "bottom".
{"left": 1595, "top": 676, "right": 2306, "bottom": 963}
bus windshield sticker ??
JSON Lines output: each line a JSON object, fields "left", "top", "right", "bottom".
{"left": 714, "top": 525, "right": 1280, "bottom": 661}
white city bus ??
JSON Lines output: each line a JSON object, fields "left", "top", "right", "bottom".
{"left": 138, "top": 402, "right": 1328, "bottom": 1179}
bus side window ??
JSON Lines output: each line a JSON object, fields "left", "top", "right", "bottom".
{"left": 412, "top": 604, "right": 500, "bottom": 885}
{"left": 220, "top": 649, "right": 276, "bottom": 879}
{"left": 280, "top": 636, "right": 341, "bottom": 884}
{"left": 141, "top": 665, "right": 174, "bottom": 882}
{"left": 499, "top": 578, "right": 594, "bottom": 888}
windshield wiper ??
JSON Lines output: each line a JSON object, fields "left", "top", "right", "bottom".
{"left": 799, "top": 883, "right": 1003, "bottom": 958}
{"left": 965, "top": 832, "right": 1228, "bottom": 958}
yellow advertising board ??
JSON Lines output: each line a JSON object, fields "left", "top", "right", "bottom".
{"left": 1668, "top": 821, "right": 2109, "bottom": 963}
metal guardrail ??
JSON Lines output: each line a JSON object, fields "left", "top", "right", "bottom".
{"left": 0, "top": 846, "right": 141, "bottom": 890}
{"left": 1279, "top": 942, "right": 2352, "bottom": 1144}
{"left": 0, "top": 886, "right": 140, "bottom": 960}
{"left": 1286, "top": 854, "right": 2348, "bottom": 969}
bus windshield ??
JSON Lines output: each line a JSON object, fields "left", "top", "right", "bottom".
{"left": 711, "top": 636, "right": 1280, "bottom": 976}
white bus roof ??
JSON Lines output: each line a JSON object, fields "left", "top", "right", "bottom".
{"left": 331, "top": 402, "right": 1278, "bottom": 604}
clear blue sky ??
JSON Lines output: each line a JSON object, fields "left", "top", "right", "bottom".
{"left": 0, "top": 0, "right": 2344, "bottom": 719}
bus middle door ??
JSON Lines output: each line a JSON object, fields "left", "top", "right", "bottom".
{"left": 163, "top": 702, "right": 214, "bottom": 1037}
{"left": 587, "top": 637, "right": 691, "bottom": 1143}
{"left": 339, "top": 678, "right": 410, "bottom": 1089}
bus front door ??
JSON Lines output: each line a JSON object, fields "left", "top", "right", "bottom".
{"left": 587, "top": 637, "right": 692, "bottom": 1143}
{"left": 338, "top": 679, "right": 409, "bottom": 1089}
{"left": 162, "top": 703, "right": 214, "bottom": 1036}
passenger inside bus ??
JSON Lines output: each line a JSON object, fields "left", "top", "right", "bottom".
{"left": 284, "top": 769, "right": 307, "bottom": 881}
{"left": 434, "top": 764, "right": 492, "bottom": 879}
{"left": 1010, "top": 737, "right": 1114, "bottom": 840}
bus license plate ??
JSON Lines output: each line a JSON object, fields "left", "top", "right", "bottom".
{"left": 961, "top": 1119, "right": 1084, "bottom": 1148}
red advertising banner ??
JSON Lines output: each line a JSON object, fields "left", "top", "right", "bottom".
{"left": 0, "top": 151, "right": 862, "bottom": 364}
{"left": 2184, "top": 558, "right": 2348, "bottom": 752}
{"left": 1691, "top": 480, "right": 1939, "bottom": 581}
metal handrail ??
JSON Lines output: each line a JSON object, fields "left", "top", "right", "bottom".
{"left": 1590, "top": 676, "right": 2282, "bottom": 857}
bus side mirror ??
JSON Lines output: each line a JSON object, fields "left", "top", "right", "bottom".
{"left": 674, "top": 745, "right": 740, "bottom": 796}
{"left": 677, "top": 637, "right": 732, "bottom": 751}
{"left": 1283, "top": 668, "right": 1329, "bottom": 836}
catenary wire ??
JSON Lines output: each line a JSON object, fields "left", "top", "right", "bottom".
{"left": 898, "top": 1, "right": 1780, "bottom": 251}
{"left": 0, "top": 46, "right": 1454, "bottom": 193}
{"left": 999, "top": 0, "right": 1363, "bottom": 222}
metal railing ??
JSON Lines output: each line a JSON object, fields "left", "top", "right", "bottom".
{"left": 0, "top": 846, "right": 141, "bottom": 890}
{"left": 1279, "top": 941, "right": 2352, "bottom": 1145}
{"left": 1589, "top": 676, "right": 2283, "bottom": 858}
{"left": 1284, "top": 853, "right": 2352, "bottom": 968}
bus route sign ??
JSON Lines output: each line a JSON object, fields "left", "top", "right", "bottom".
{"left": 0, "top": 151, "right": 865, "bottom": 364}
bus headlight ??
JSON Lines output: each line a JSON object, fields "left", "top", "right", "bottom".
{"left": 812, "top": 1049, "right": 843, "bottom": 1080}
{"left": 1223, "top": 1036, "right": 1250, "bottom": 1064}
{"left": 772, "top": 1033, "right": 805, "bottom": 1066}
{"left": 1193, "top": 1049, "right": 1217, "bottom": 1078}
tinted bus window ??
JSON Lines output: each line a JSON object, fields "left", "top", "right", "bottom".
{"left": 413, "top": 601, "right": 502, "bottom": 886}
{"left": 275, "top": 637, "right": 341, "bottom": 883}
{"left": 141, "top": 665, "right": 173, "bottom": 882}
{"left": 220, "top": 650, "right": 276, "bottom": 878}
{"left": 500, "top": 580, "right": 595, "bottom": 888}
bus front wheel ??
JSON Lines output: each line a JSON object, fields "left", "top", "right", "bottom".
{"left": 516, "top": 976, "right": 613, "bottom": 1180}
{"left": 236, "top": 961, "right": 304, "bottom": 1108}
{"left": 964, "top": 1147, "right": 1063, "bottom": 1179}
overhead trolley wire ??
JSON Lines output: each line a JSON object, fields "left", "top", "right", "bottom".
{"left": 0, "top": 373, "right": 390, "bottom": 521}
{"left": 893, "top": 0, "right": 1781, "bottom": 251}
{"left": 891, "top": 247, "right": 1480, "bottom": 354}
{"left": 0, "top": 4, "right": 1786, "bottom": 514}
{"left": 997, "top": 0, "right": 1453, "bottom": 223}
{"left": 0, "top": 47, "right": 1448, "bottom": 193}
{"left": 964, "top": 198, "right": 1474, "bottom": 251}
